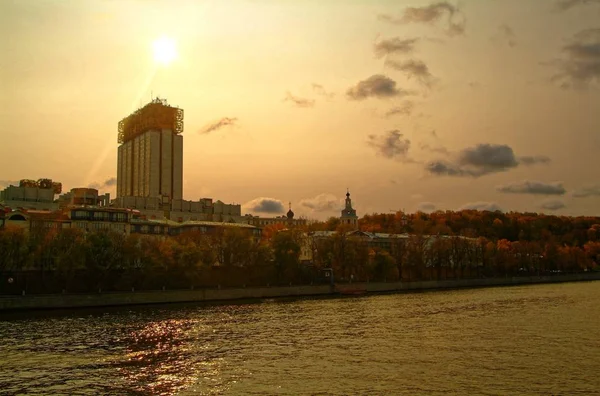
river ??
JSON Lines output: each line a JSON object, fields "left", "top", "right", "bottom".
{"left": 1, "top": 281, "right": 599, "bottom": 395}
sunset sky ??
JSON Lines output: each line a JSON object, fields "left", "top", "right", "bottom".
{"left": 1, "top": 0, "right": 599, "bottom": 219}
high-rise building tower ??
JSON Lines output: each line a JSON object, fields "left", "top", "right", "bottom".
{"left": 116, "top": 98, "right": 184, "bottom": 201}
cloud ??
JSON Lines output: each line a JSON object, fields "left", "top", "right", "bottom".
{"left": 573, "top": 184, "right": 600, "bottom": 197}
{"left": 417, "top": 202, "right": 436, "bottom": 212}
{"left": 496, "top": 180, "right": 566, "bottom": 195}
{"left": 540, "top": 199, "right": 566, "bottom": 211}
{"left": 379, "top": 1, "right": 466, "bottom": 36}
{"left": 199, "top": 117, "right": 238, "bottom": 134}
{"left": 312, "top": 84, "right": 335, "bottom": 99}
{"left": 88, "top": 177, "right": 117, "bottom": 190}
{"left": 459, "top": 202, "right": 503, "bottom": 212}
{"left": 419, "top": 143, "right": 450, "bottom": 155}
{"left": 374, "top": 37, "right": 419, "bottom": 58}
{"left": 385, "top": 59, "right": 436, "bottom": 88}
{"left": 346, "top": 74, "right": 409, "bottom": 100}
{"left": 425, "top": 144, "right": 550, "bottom": 177}
{"left": 300, "top": 193, "right": 343, "bottom": 212}
{"left": 491, "top": 24, "right": 517, "bottom": 47}
{"left": 425, "top": 160, "right": 477, "bottom": 176}
{"left": 384, "top": 101, "right": 414, "bottom": 118}
{"left": 284, "top": 91, "right": 315, "bottom": 108}
{"left": 0, "top": 180, "right": 19, "bottom": 189}
{"left": 555, "top": 0, "right": 600, "bottom": 11}
{"left": 551, "top": 28, "right": 600, "bottom": 88}
{"left": 367, "top": 130, "right": 412, "bottom": 161}
{"left": 459, "top": 144, "right": 518, "bottom": 169}
{"left": 243, "top": 197, "right": 285, "bottom": 214}
{"left": 519, "top": 155, "right": 551, "bottom": 165}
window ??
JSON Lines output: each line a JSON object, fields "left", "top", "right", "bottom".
{"left": 74, "top": 210, "right": 87, "bottom": 219}
{"left": 91, "top": 222, "right": 109, "bottom": 230}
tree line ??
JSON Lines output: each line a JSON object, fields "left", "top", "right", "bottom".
{"left": 0, "top": 226, "right": 317, "bottom": 294}
{"left": 351, "top": 210, "right": 600, "bottom": 246}
{"left": 307, "top": 230, "right": 599, "bottom": 283}
{"left": 1, "top": 209, "right": 599, "bottom": 294}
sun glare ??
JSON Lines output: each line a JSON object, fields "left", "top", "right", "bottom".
{"left": 152, "top": 36, "right": 177, "bottom": 66}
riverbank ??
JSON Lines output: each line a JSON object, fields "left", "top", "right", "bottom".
{"left": 1, "top": 273, "right": 599, "bottom": 312}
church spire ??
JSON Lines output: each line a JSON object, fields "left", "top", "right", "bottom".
{"left": 345, "top": 190, "right": 353, "bottom": 209}
{"left": 341, "top": 189, "right": 358, "bottom": 229}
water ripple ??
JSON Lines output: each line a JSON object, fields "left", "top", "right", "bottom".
{"left": 1, "top": 283, "right": 599, "bottom": 395}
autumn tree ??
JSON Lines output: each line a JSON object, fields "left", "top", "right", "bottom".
{"left": 0, "top": 226, "right": 29, "bottom": 272}
{"left": 406, "top": 234, "right": 427, "bottom": 280}
{"left": 583, "top": 241, "right": 600, "bottom": 270}
{"left": 427, "top": 236, "right": 450, "bottom": 280}
{"left": 371, "top": 249, "right": 397, "bottom": 281}
{"left": 389, "top": 238, "right": 409, "bottom": 281}
{"left": 271, "top": 229, "right": 302, "bottom": 283}
{"left": 50, "top": 228, "right": 87, "bottom": 291}
{"left": 85, "top": 229, "right": 127, "bottom": 290}
{"left": 495, "top": 239, "right": 515, "bottom": 276}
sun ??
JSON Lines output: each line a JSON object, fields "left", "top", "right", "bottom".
{"left": 152, "top": 36, "right": 177, "bottom": 66}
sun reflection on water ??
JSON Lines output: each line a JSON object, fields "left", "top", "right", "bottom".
{"left": 110, "top": 318, "right": 212, "bottom": 395}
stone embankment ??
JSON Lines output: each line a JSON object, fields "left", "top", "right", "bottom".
{"left": 1, "top": 273, "right": 599, "bottom": 312}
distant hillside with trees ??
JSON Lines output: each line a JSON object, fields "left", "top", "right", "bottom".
{"left": 311, "top": 210, "right": 600, "bottom": 247}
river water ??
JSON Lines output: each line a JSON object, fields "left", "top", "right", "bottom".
{"left": 1, "top": 282, "right": 599, "bottom": 395}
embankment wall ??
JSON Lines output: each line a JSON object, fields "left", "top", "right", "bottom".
{"left": 1, "top": 273, "right": 598, "bottom": 312}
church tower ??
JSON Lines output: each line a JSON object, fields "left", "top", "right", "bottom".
{"left": 340, "top": 190, "right": 358, "bottom": 229}
{"left": 286, "top": 202, "right": 295, "bottom": 226}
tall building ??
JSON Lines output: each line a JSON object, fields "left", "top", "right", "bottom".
{"left": 116, "top": 98, "right": 183, "bottom": 201}
{"left": 113, "top": 98, "right": 243, "bottom": 223}
{"left": 341, "top": 190, "right": 358, "bottom": 229}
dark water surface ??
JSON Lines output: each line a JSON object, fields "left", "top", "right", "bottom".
{"left": 1, "top": 282, "right": 599, "bottom": 395}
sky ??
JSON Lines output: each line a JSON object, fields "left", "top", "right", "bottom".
{"left": 1, "top": 0, "right": 599, "bottom": 220}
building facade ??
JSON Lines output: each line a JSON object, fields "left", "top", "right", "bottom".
{"left": 113, "top": 98, "right": 245, "bottom": 223}
{"left": 116, "top": 98, "right": 183, "bottom": 201}
{"left": 58, "top": 188, "right": 110, "bottom": 209}
{"left": 1, "top": 205, "right": 259, "bottom": 239}
{"left": 0, "top": 183, "right": 59, "bottom": 211}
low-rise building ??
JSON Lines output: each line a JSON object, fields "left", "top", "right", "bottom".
{"left": 171, "top": 220, "right": 261, "bottom": 239}
{"left": 130, "top": 217, "right": 261, "bottom": 239}
{"left": 0, "top": 183, "right": 59, "bottom": 211}
{"left": 243, "top": 204, "right": 308, "bottom": 228}
{"left": 0, "top": 204, "right": 261, "bottom": 239}
{"left": 2, "top": 210, "right": 30, "bottom": 230}
{"left": 2, "top": 209, "right": 70, "bottom": 232}
{"left": 58, "top": 188, "right": 110, "bottom": 209}
{"left": 112, "top": 196, "right": 245, "bottom": 223}
{"left": 68, "top": 207, "right": 131, "bottom": 234}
